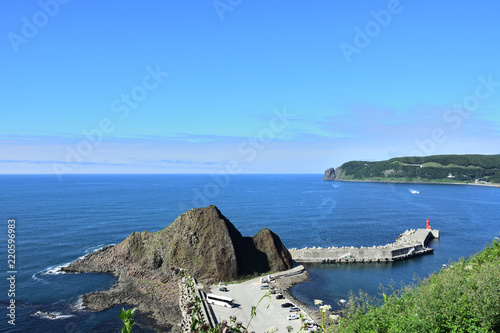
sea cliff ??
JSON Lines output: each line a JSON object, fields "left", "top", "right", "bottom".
{"left": 324, "top": 154, "right": 500, "bottom": 185}
{"left": 62, "top": 205, "right": 293, "bottom": 330}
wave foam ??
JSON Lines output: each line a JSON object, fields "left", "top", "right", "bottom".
{"left": 31, "top": 272, "right": 50, "bottom": 284}
{"left": 72, "top": 296, "right": 85, "bottom": 311}
{"left": 36, "top": 243, "right": 115, "bottom": 280}
{"left": 31, "top": 311, "right": 75, "bottom": 320}
{"left": 42, "top": 263, "right": 72, "bottom": 275}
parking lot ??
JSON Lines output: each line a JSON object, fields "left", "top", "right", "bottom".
{"left": 208, "top": 277, "right": 312, "bottom": 332}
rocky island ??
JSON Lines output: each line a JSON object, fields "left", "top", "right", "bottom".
{"left": 62, "top": 205, "right": 293, "bottom": 331}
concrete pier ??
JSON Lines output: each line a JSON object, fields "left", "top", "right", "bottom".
{"left": 289, "top": 228, "right": 439, "bottom": 263}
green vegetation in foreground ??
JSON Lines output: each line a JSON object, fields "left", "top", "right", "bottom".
{"left": 335, "top": 237, "right": 500, "bottom": 333}
{"left": 335, "top": 154, "right": 500, "bottom": 184}
{"left": 119, "top": 308, "right": 136, "bottom": 333}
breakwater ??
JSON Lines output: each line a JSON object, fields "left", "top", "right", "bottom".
{"left": 289, "top": 228, "right": 439, "bottom": 263}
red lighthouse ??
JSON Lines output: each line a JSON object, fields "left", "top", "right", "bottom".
{"left": 426, "top": 218, "right": 431, "bottom": 230}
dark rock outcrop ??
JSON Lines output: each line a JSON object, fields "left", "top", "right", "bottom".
{"left": 323, "top": 167, "right": 336, "bottom": 180}
{"left": 62, "top": 205, "right": 293, "bottom": 329}
{"left": 252, "top": 227, "right": 293, "bottom": 272}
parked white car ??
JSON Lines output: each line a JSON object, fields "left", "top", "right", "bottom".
{"left": 287, "top": 314, "right": 299, "bottom": 320}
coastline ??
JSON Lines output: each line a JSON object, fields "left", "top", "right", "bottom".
{"left": 273, "top": 267, "right": 326, "bottom": 323}
{"left": 61, "top": 245, "right": 183, "bottom": 331}
{"left": 330, "top": 179, "right": 500, "bottom": 188}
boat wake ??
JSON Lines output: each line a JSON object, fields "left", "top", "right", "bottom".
{"left": 408, "top": 188, "right": 420, "bottom": 194}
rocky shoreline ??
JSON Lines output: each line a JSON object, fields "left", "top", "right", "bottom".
{"left": 276, "top": 268, "right": 345, "bottom": 326}
{"left": 272, "top": 267, "right": 329, "bottom": 322}
{"left": 63, "top": 245, "right": 183, "bottom": 331}
{"left": 275, "top": 269, "right": 310, "bottom": 305}
{"left": 61, "top": 206, "right": 294, "bottom": 331}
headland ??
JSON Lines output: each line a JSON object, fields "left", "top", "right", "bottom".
{"left": 324, "top": 154, "right": 500, "bottom": 187}
{"left": 61, "top": 205, "right": 293, "bottom": 331}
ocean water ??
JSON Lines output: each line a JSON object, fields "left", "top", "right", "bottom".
{"left": 1, "top": 174, "right": 499, "bottom": 332}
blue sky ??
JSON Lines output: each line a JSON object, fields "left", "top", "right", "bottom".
{"left": 1, "top": 0, "right": 499, "bottom": 175}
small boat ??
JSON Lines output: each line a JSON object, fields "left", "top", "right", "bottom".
{"left": 410, "top": 189, "right": 420, "bottom": 194}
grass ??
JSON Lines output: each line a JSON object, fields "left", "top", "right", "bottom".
{"left": 421, "top": 162, "right": 484, "bottom": 169}
{"left": 341, "top": 176, "right": 475, "bottom": 184}
{"left": 335, "top": 237, "right": 500, "bottom": 333}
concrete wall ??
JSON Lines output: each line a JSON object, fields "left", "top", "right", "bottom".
{"left": 290, "top": 247, "right": 400, "bottom": 262}
{"left": 179, "top": 276, "right": 217, "bottom": 331}
{"left": 289, "top": 229, "right": 438, "bottom": 263}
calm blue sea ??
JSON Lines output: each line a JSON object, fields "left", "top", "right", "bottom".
{"left": 1, "top": 174, "right": 499, "bottom": 332}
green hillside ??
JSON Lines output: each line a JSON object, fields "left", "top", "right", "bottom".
{"left": 336, "top": 237, "right": 500, "bottom": 332}
{"left": 332, "top": 154, "right": 500, "bottom": 184}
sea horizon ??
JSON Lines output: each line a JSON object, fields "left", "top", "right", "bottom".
{"left": 1, "top": 174, "right": 499, "bottom": 332}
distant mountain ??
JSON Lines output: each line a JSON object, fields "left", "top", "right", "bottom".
{"left": 324, "top": 154, "right": 500, "bottom": 184}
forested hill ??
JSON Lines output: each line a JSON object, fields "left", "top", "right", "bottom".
{"left": 324, "top": 154, "right": 500, "bottom": 184}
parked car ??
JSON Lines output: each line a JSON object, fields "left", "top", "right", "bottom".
{"left": 275, "top": 294, "right": 284, "bottom": 300}
{"left": 281, "top": 302, "right": 294, "bottom": 308}
{"left": 260, "top": 284, "right": 269, "bottom": 290}
{"left": 289, "top": 307, "right": 300, "bottom": 312}
{"left": 287, "top": 314, "right": 299, "bottom": 320}
{"left": 304, "top": 320, "right": 317, "bottom": 326}
{"left": 219, "top": 287, "right": 228, "bottom": 292}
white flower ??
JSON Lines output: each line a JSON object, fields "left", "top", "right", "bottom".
{"left": 265, "top": 327, "right": 279, "bottom": 333}
{"left": 319, "top": 304, "right": 332, "bottom": 313}
{"left": 465, "top": 265, "right": 473, "bottom": 271}
{"left": 330, "top": 314, "right": 340, "bottom": 323}
{"left": 314, "top": 299, "right": 323, "bottom": 306}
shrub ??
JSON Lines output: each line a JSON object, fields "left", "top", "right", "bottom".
{"left": 336, "top": 237, "right": 500, "bottom": 332}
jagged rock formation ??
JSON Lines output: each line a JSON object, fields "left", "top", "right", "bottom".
{"left": 323, "top": 167, "right": 346, "bottom": 181}
{"left": 323, "top": 167, "right": 336, "bottom": 180}
{"left": 252, "top": 227, "right": 293, "bottom": 272}
{"left": 62, "top": 205, "right": 292, "bottom": 330}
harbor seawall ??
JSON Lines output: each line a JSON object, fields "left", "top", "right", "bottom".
{"left": 289, "top": 228, "right": 439, "bottom": 263}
